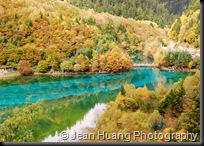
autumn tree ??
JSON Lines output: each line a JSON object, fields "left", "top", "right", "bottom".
{"left": 0, "top": 102, "right": 42, "bottom": 142}
{"left": 175, "top": 71, "right": 200, "bottom": 141}
{"left": 90, "top": 50, "right": 99, "bottom": 72}
{"left": 168, "top": 18, "right": 181, "bottom": 41}
{"left": 75, "top": 54, "right": 90, "bottom": 71}
{"left": 168, "top": 0, "right": 200, "bottom": 48}
{"left": 51, "top": 60, "right": 60, "bottom": 71}
{"left": 74, "top": 64, "right": 81, "bottom": 72}
{"left": 99, "top": 43, "right": 132, "bottom": 72}
{"left": 60, "top": 58, "right": 75, "bottom": 72}
{"left": 17, "top": 60, "right": 33, "bottom": 76}
{"left": 148, "top": 110, "right": 165, "bottom": 131}
{"left": 0, "top": 52, "right": 7, "bottom": 65}
{"left": 37, "top": 60, "right": 49, "bottom": 73}
{"left": 154, "top": 51, "right": 166, "bottom": 67}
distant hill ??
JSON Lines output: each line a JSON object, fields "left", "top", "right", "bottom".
{"left": 69, "top": 0, "right": 190, "bottom": 28}
{"left": 158, "top": 0, "right": 190, "bottom": 15}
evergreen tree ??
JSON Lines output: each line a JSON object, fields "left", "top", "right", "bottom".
{"left": 69, "top": 0, "right": 181, "bottom": 27}
{"left": 158, "top": 79, "right": 185, "bottom": 117}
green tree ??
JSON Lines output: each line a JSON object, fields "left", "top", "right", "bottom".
{"left": 6, "top": 53, "right": 21, "bottom": 68}
{"left": 70, "top": 0, "right": 178, "bottom": 27}
{"left": 0, "top": 52, "right": 7, "bottom": 65}
{"left": 37, "top": 60, "right": 49, "bottom": 73}
{"left": 158, "top": 79, "right": 185, "bottom": 117}
{"left": 120, "top": 85, "right": 126, "bottom": 96}
{"left": 60, "top": 59, "right": 75, "bottom": 72}
{"left": 176, "top": 71, "right": 200, "bottom": 141}
{"left": 148, "top": 110, "right": 166, "bottom": 131}
{"left": 0, "top": 102, "right": 42, "bottom": 142}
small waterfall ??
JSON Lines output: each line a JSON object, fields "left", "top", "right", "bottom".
{"left": 42, "top": 103, "right": 107, "bottom": 142}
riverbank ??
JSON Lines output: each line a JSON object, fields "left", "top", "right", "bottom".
{"left": 34, "top": 70, "right": 109, "bottom": 76}
{"left": 0, "top": 71, "right": 20, "bottom": 79}
{"left": 0, "top": 66, "right": 198, "bottom": 80}
{"left": 159, "top": 66, "right": 198, "bottom": 72}
{"left": 0, "top": 70, "right": 109, "bottom": 80}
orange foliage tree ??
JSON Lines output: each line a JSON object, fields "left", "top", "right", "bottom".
{"left": 99, "top": 43, "right": 132, "bottom": 72}
{"left": 17, "top": 60, "right": 33, "bottom": 76}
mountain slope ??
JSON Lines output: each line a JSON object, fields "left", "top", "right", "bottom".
{"left": 92, "top": 71, "right": 200, "bottom": 142}
{"left": 0, "top": 0, "right": 166, "bottom": 73}
{"left": 69, "top": 0, "right": 190, "bottom": 28}
{"left": 168, "top": 0, "right": 200, "bottom": 48}
{"left": 158, "top": 0, "right": 190, "bottom": 15}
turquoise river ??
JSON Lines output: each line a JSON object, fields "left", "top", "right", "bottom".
{"left": 0, "top": 68, "right": 194, "bottom": 109}
{"left": 0, "top": 68, "right": 194, "bottom": 141}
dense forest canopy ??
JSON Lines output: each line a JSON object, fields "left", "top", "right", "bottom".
{"left": 69, "top": 0, "right": 191, "bottom": 28}
{"left": 0, "top": 0, "right": 170, "bottom": 74}
{"left": 0, "top": 0, "right": 200, "bottom": 75}
{"left": 93, "top": 71, "right": 200, "bottom": 142}
{"left": 168, "top": 0, "right": 200, "bottom": 48}
{"left": 158, "top": 0, "right": 190, "bottom": 15}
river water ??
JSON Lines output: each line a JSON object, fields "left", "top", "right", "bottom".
{"left": 42, "top": 103, "right": 107, "bottom": 142}
{"left": 0, "top": 68, "right": 193, "bottom": 109}
{"left": 0, "top": 68, "right": 194, "bottom": 141}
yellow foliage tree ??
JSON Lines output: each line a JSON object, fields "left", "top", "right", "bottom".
{"left": 134, "top": 85, "right": 150, "bottom": 103}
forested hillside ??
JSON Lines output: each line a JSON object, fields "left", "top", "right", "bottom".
{"left": 0, "top": 0, "right": 168, "bottom": 75}
{"left": 0, "top": 0, "right": 200, "bottom": 143}
{"left": 168, "top": 0, "right": 200, "bottom": 48}
{"left": 69, "top": 0, "right": 190, "bottom": 28}
{"left": 93, "top": 71, "right": 200, "bottom": 142}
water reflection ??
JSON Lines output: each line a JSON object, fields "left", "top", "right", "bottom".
{"left": 42, "top": 103, "right": 107, "bottom": 142}
{"left": 0, "top": 69, "right": 193, "bottom": 108}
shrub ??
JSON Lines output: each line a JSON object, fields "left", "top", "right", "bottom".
{"left": 17, "top": 60, "right": 33, "bottom": 76}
